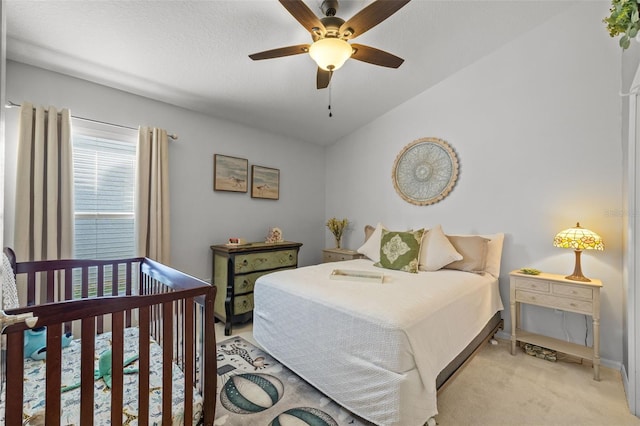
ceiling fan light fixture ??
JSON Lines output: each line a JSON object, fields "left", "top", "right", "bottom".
{"left": 309, "top": 38, "right": 352, "bottom": 71}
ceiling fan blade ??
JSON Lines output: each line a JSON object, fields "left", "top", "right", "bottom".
{"left": 317, "top": 68, "right": 332, "bottom": 89}
{"left": 279, "top": 0, "right": 326, "bottom": 34}
{"left": 339, "top": 0, "right": 411, "bottom": 40}
{"left": 351, "top": 44, "right": 404, "bottom": 68}
{"left": 249, "top": 44, "right": 310, "bottom": 60}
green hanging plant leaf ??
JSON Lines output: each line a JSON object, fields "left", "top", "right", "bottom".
{"left": 605, "top": 0, "right": 640, "bottom": 49}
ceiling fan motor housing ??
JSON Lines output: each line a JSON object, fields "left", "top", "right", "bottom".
{"left": 321, "top": 0, "right": 339, "bottom": 17}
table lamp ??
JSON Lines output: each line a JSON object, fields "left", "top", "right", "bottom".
{"left": 553, "top": 222, "right": 604, "bottom": 282}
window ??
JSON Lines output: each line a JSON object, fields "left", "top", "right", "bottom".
{"left": 72, "top": 122, "right": 137, "bottom": 297}
{"left": 72, "top": 122, "right": 137, "bottom": 260}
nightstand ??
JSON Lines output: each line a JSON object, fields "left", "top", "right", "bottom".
{"left": 322, "top": 248, "right": 365, "bottom": 263}
{"left": 211, "top": 241, "right": 303, "bottom": 335}
{"left": 509, "top": 270, "right": 602, "bottom": 380}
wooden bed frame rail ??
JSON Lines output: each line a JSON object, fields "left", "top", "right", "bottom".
{"left": 1, "top": 248, "right": 216, "bottom": 426}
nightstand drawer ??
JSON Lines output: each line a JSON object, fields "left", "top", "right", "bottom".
{"left": 235, "top": 249, "right": 298, "bottom": 273}
{"left": 553, "top": 283, "right": 593, "bottom": 300}
{"left": 322, "top": 249, "right": 365, "bottom": 263}
{"left": 234, "top": 293, "right": 254, "bottom": 315}
{"left": 324, "top": 251, "right": 351, "bottom": 262}
{"left": 516, "top": 290, "right": 593, "bottom": 314}
{"left": 515, "top": 278, "right": 550, "bottom": 293}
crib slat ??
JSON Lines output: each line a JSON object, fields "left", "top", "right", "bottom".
{"left": 111, "top": 311, "right": 124, "bottom": 426}
{"left": 97, "top": 264, "right": 104, "bottom": 334}
{"left": 5, "top": 331, "right": 24, "bottom": 426}
{"left": 64, "top": 268, "right": 73, "bottom": 334}
{"left": 45, "top": 322, "right": 63, "bottom": 426}
{"left": 184, "top": 297, "right": 194, "bottom": 425}
{"left": 125, "top": 261, "right": 132, "bottom": 327}
{"left": 112, "top": 263, "right": 118, "bottom": 296}
{"left": 80, "top": 318, "right": 96, "bottom": 426}
{"left": 138, "top": 306, "right": 151, "bottom": 426}
{"left": 162, "top": 301, "right": 173, "bottom": 425}
{"left": 46, "top": 270, "right": 55, "bottom": 303}
{"left": 81, "top": 266, "right": 89, "bottom": 298}
{"left": 27, "top": 271, "right": 35, "bottom": 305}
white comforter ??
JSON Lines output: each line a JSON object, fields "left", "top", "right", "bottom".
{"left": 253, "top": 259, "right": 503, "bottom": 426}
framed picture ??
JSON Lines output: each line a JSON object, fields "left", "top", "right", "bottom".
{"left": 214, "top": 154, "right": 248, "bottom": 192}
{"left": 251, "top": 165, "right": 280, "bottom": 200}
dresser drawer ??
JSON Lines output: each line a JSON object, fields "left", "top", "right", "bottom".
{"left": 552, "top": 283, "right": 593, "bottom": 300}
{"left": 234, "top": 293, "right": 254, "bottom": 315}
{"left": 515, "top": 278, "right": 550, "bottom": 293}
{"left": 234, "top": 268, "right": 295, "bottom": 293}
{"left": 516, "top": 290, "right": 593, "bottom": 314}
{"left": 235, "top": 249, "right": 298, "bottom": 273}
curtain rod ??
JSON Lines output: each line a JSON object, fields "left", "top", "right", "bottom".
{"left": 5, "top": 101, "right": 178, "bottom": 140}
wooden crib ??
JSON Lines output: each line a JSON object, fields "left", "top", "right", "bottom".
{"left": 1, "top": 248, "right": 216, "bottom": 426}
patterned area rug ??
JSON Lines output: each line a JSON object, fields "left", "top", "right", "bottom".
{"left": 214, "top": 337, "right": 371, "bottom": 426}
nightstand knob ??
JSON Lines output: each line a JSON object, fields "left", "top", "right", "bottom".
{"left": 570, "top": 303, "right": 577, "bottom": 307}
{"left": 242, "top": 280, "right": 250, "bottom": 288}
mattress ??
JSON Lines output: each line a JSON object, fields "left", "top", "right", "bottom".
{"left": 253, "top": 259, "right": 504, "bottom": 426}
{"left": 0, "top": 327, "right": 203, "bottom": 425}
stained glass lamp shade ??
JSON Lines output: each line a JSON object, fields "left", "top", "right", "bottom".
{"left": 553, "top": 222, "right": 604, "bottom": 282}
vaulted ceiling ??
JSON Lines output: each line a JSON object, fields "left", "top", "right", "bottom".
{"left": 5, "top": 0, "right": 578, "bottom": 145}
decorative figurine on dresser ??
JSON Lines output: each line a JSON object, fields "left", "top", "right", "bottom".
{"left": 211, "top": 241, "right": 302, "bottom": 335}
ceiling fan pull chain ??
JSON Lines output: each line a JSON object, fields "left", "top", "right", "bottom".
{"left": 328, "top": 80, "right": 333, "bottom": 118}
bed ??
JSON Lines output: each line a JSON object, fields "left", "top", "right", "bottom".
{"left": 0, "top": 248, "right": 217, "bottom": 426}
{"left": 253, "top": 226, "right": 504, "bottom": 426}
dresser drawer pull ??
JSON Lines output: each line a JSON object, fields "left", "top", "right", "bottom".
{"left": 242, "top": 279, "right": 250, "bottom": 288}
{"left": 570, "top": 303, "right": 577, "bottom": 307}
{"left": 242, "top": 259, "right": 248, "bottom": 266}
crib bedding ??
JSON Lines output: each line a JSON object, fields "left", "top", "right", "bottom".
{"left": 253, "top": 259, "right": 504, "bottom": 426}
{"left": 0, "top": 327, "right": 203, "bottom": 425}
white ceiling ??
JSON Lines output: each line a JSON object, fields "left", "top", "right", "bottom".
{"left": 5, "top": 0, "right": 577, "bottom": 145}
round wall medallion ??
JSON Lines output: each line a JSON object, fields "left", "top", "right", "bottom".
{"left": 392, "top": 137, "right": 459, "bottom": 206}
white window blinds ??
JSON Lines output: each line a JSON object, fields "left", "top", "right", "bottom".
{"left": 72, "top": 122, "right": 137, "bottom": 260}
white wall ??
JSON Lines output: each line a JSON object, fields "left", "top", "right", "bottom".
{"left": 4, "top": 61, "right": 326, "bottom": 279}
{"left": 326, "top": 2, "right": 624, "bottom": 365}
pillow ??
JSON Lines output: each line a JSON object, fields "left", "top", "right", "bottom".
{"left": 357, "top": 222, "right": 386, "bottom": 262}
{"left": 419, "top": 225, "right": 462, "bottom": 271}
{"left": 482, "top": 233, "right": 505, "bottom": 278}
{"left": 364, "top": 224, "right": 376, "bottom": 242}
{"left": 444, "top": 235, "right": 490, "bottom": 274}
{"left": 446, "top": 233, "right": 505, "bottom": 278}
{"left": 375, "top": 229, "right": 424, "bottom": 273}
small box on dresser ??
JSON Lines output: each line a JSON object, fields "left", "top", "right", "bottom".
{"left": 509, "top": 270, "right": 602, "bottom": 380}
{"left": 322, "top": 248, "right": 365, "bottom": 263}
{"left": 211, "top": 241, "right": 302, "bottom": 336}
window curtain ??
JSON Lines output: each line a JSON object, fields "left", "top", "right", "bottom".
{"left": 135, "top": 127, "right": 170, "bottom": 264}
{"left": 14, "top": 102, "right": 74, "bottom": 262}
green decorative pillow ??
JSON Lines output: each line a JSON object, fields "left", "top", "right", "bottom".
{"left": 375, "top": 229, "right": 424, "bottom": 273}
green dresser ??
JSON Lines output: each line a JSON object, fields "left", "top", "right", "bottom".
{"left": 211, "top": 241, "right": 303, "bottom": 335}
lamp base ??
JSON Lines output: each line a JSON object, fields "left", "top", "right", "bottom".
{"left": 564, "top": 274, "right": 591, "bottom": 282}
{"left": 566, "top": 250, "right": 591, "bottom": 282}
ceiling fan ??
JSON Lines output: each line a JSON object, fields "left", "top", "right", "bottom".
{"left": 249, "top": 0, "right": 411, "bottom": 89}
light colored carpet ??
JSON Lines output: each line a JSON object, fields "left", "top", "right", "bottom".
{"left": 436, "top": 339, "right": 640, "bottom": 426}
{"left": 215, "top": 322, "right": 640, "bottom": 425}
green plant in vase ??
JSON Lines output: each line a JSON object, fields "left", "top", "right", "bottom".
{"left": 326, "top": 217, "right": 348, "bottom": 249}
{"left": 604, "top": 0, "right": 640, "bottom": 49}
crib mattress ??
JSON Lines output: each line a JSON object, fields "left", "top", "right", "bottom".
{"left": 0, "top": 327, "right": 203, "bottom": 425}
